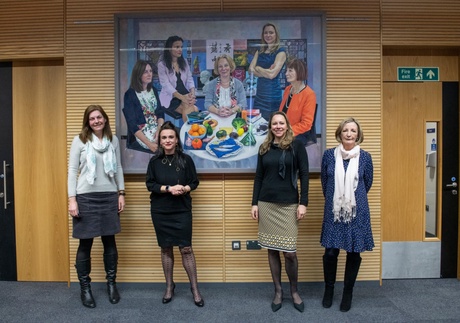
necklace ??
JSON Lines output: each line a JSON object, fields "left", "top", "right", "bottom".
{"left": 162, "top": 155, "right": 175, "bottom": 166}
{"left": 162, "top": 155, "right": 181, "bottom": 172}
{"left": 290, "top": 84, "right": 305, "bottom": 95}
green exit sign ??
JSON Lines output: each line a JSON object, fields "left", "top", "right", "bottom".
{"left": 398, "top": 67, "right": 439, "bottom": 82}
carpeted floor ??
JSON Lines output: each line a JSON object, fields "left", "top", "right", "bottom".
{"left": 1, "top": 279, "right": 460, "bottom": 322}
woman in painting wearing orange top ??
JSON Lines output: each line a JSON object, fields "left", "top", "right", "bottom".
{"left": 279, "top": 58, "right": 317, "bottom": 147}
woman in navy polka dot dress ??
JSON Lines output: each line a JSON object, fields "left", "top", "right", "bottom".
{"left": 320, "top": 117, "right": 374, "bottom": 312}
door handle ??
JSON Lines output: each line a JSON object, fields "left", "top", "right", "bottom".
{"left": 446, "top": 182, "right": 458, "bottom": 189}
{"left": 2, "top": 160, "right": 11, "bottom": 209}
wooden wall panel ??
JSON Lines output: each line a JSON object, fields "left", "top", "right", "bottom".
{"left": 1, "top": 0, "right": 458, "bottom": 283}
{"left": 382, "top": 0, "right": 460, "bottom": 46}
{"left": 13, "top": 60, "right": 68, "bottom": 281}
{"left": 65, "top": 0, "right": 382, "bottom": 283}
{"left": 0, "top": 0, "right": 64, "bottom": 59}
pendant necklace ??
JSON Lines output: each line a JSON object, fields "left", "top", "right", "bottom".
{"left": 162, "top": 155, "right": 175, "bottom": 166}
{"left": 162, "top": 155, "right": 180, "bottom": 172}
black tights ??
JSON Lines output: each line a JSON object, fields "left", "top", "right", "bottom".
{"left": 267, "top": 249, "right": 302, "bottom": 304}
{"left": 324, "top": 248, "right": 360, "bottom": 262}
{"left": 76, "top": 235, "right": 117, "bottom": 261}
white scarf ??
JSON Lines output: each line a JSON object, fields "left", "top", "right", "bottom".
{"left": 333, "top": 144, "right": 360, "bottom": 223}
{"left": 86, "top": 135, "right": 117, "bottom": 185}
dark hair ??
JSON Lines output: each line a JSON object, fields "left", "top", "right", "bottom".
{"left": 335, "top": 117, "right": 364, "bottom": 144}
{"left": 259, "top": 111, "right": 294, "bottom": 154}
{"left": 162, "top": 36, "right": 187, "bottom": 72}
{"left": 286, "top": 58, "right": 308, "bottom": 81}
{"left": 158, "top": 121, "right": 187, "bottom": 169}
{"left": 79, "top": 105, "right": 112, "bottom": 143}
{"left": 129, "top": 60, "right": 153, "bottom": 93}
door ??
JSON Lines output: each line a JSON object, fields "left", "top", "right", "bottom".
{"left": 441, "top": 82, "right": 459, "bottom": 278}
{"left": 382, "top": 81, "right": 459, "bottom": 278}
{"left": 0, "top": 62, "right": 17, "bottom": 281}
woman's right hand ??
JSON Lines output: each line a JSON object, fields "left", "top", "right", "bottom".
{"left": 181, "top": 93, "right": 196, "bottom": 106}
{"left": 69, "top": 197, "right": 79, "bottom": 217}
{"left": 147, "top": 141, "right": 159, "bottom": 153}
{"left": 251, "top": 205, "right": 259, "bottom": 220}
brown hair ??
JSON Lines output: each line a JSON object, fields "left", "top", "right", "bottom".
{"left": 129, "top": 60, "right": 153, "bottom": 93}
{"left": 79, "top": 105, "right": 113, "bottom": 143}
{"left": 286, "top": 58, "right": 308, "bottom": 81}
{"left": 259, "top": 111, "right": 295, "bottom": 155}
{"left": 334, "top": 117, "right": 364, "bottom": 145}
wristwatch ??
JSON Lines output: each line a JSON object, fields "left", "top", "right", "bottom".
{"left": 165, "top": 185, "right": 170, "bottom": 193}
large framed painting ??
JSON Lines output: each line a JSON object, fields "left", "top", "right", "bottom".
{"left": 115, "top": 12, "right": 325, "bottom": 173}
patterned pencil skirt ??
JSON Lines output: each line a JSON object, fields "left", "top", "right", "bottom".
{"left": 257, "top": 201, "right": 298, "bottom": 252}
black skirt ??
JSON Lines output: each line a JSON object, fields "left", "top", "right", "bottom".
{"left": 151, "top": 210, "right": 192, "bottom": 248}
{"left": 73, "top": 192, "right": 121, "bottom": 239}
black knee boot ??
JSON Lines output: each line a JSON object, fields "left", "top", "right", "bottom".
{"left": 322, "top": 255, "right": 338, "bottom": 308}
{"left": 340, "top": 254, "right": 362, "bottom": 312}
{"left": 75, "top": 258, "right": 96, "bottom": 308}
{"left": 104, "top": 253, "right": 120, "bottom": 304}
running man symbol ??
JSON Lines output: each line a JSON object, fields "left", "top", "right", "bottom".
{"left": 415, "top": 68, "right": 423, "bottom": 80}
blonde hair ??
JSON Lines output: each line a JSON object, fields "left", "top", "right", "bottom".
{"left": 260, "top": 23, "right": 281, "bottom": 54}
{"left": 213, "top": 54, "right": 236, "bottom": 75}
{"left": 335, "top": 117, "right": 364, "bottom": 144}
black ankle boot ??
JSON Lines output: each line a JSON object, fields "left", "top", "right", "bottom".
{"left": 103, "top": 253, "right": 120, "bottom": 304}
{"left": 75, "top": 258, "right": 96, "bottom": 308}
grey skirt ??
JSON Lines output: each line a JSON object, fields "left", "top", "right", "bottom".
{"left": 73, "top": 192, "right": 121, "bottom": 239}
{"left": 258, "top": 201, "right": 298, "bottom": 252}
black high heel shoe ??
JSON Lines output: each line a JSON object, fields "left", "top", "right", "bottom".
{"left": 293, "top": 301, "right": 305, "bottom": 313}
{"left": 271, "top": 292, "right": 283, "bottom": 312}
{"left": 162, "top": 283, "right": 175, "bottom": 304}
{"left": 190, "top": 288, "right": 204, "bottom": 307}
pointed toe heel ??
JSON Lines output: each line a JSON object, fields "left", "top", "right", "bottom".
{"left": 294, "top": 301, "right": 304, "bottom": 313}
{"left": 190, "top": 288, "right": 204, "bottom": 307}
{"left": 162, "top": 283, "right": 175, "bottom": 304}
{"left": 271, "top": 302, "right": 282, "bottom": 312}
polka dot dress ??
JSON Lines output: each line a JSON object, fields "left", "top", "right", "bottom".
{"left": 320, "top": 148, "right": 375, "bottom": 253}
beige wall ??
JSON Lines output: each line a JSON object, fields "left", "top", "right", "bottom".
{"left": 1, "top": 0, "right": 459, "bottom": 282}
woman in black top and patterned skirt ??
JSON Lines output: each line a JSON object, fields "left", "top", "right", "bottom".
{"left": 146, "top": 121, "right": 203, "bottom": 307}
{"left": 251, "top": 111, "right": 309, "bottom": 313}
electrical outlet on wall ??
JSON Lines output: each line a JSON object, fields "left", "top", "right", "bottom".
{"left": 246, "top": 240, "right": 261, "bottom": 250}
{"left": 232, "top": 241, "right": 241, "bottom": 250}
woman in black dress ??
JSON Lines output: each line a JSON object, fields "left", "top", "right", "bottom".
{"left": 146, "top": 121, "right": 203, "bottom": 307}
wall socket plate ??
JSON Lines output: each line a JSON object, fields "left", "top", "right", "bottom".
{"left": 232, "top": 241, "right": 241, "bottom": 250}
{"left": 246, "top": 240, "right": 261, "bottom": 250}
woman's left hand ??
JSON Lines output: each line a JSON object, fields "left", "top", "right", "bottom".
{"left": 296, "top": 205, "right": 307, "bottom": 221}
{"left": 218, "top": 107, "right": 234, "bottom": 117}
{"left": 170, "top": 184, "right": 190, "bottom": 195}
{"left": 118, "top": 195, "right": 125, "bottom": 213}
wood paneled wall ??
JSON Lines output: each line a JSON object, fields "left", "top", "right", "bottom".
{"left": 64, "top": 0, "right": 382, "bottom": 283}
{"left": 5, "top": 0, "right": 459, "bottom": 283}
{"left": 0, "top": 0, "right": 64, "bottom": 59}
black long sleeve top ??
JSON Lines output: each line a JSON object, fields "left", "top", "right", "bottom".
{"left": 252, "top": 139, "right": 309, "bottom": 206}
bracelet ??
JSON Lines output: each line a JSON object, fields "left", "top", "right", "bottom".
{"left": 118, "top": 191, "right": 125, "bottom": 196}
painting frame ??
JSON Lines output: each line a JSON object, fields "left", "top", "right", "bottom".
{"left": 115, "top": 12, "right": 326, "bottom": 174}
